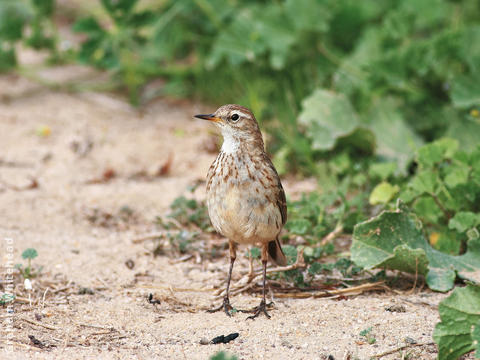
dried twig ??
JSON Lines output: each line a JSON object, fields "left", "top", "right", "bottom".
{"left": 136, "top": 284, "right": 215, "bottom": 293}
{"left": 132, "top": 232, "right": 166, "bottom": 243}
{"left": 320, "top": 225, "right": 343, "bottom": 246}
{"left": 272, "top": 281, "right": 386, "bottom": 299}
{"left": 17, "top": 316, "right": 59, "bottom": 331}
{"left": 372, "top": 342, "right": 435, "bottom": 358}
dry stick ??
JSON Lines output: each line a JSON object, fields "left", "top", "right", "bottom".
{"left": 372, "top": 342, "right": 435, "bottom": 358}
{"left": 76, "top": 322, "right": 114, "bottom": 330}
{"left": 136, "top": 284, "right": 215, "bottom": 292}
{"left": 17, "top": 316, "right": 59, "bottom": 331}
{"left": 272, "top": 281, "right": 386, "bottom": 299}
{"left": 320, "top": 225, "right": 343, "bottom": 246}
{"left": 132, "top": 232, "right": 166, "bottom": 243}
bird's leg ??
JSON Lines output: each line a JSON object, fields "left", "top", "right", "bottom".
{"left": 246, "top": 243, "right": 272, "bottom": 320}
{"left": 208, "top": 240, "right": 236, "bottom": 316}
{"left": 247, "top": 246, "right": 255, "bottom": 283}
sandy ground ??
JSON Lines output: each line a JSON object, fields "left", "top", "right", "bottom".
{"left": 0, "top": 63, "right": 465, "bottom": 360}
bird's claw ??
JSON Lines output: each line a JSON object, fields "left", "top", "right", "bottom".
{"left": 207, "top": 296, "right": 234, "bottom": 317}
{"left": 244, "top": 300, "right": 273, "bottom": 320}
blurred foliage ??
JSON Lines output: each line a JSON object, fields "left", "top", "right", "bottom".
{"left": 1, "top": 0, "right": 479, "bottom": 174}
{"left": 373, "top": 139, "right": 480, "bottom": 255}
{"left": 0, "top": 0, "right": 62, "bottom": 71}
{"left": 67, "top": 0, "right": 480, "bottom": 174}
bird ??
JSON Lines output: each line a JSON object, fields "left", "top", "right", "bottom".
{"left": 195, "top": 104, "right": 287, "bottom": 319}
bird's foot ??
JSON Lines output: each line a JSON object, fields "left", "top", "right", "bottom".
{"left": 242, "top": 300, "right": 273, "bottom": 320}
{"left": 207, "top": 296, "right": 234, "bottom": 317}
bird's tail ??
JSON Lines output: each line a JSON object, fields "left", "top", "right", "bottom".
{"left": 267, "top": 237, "right": 287, "bottom": 266}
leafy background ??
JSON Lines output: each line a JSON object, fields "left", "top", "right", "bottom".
{"left": 1, "top": 0, "right": 480, "bottom": 358}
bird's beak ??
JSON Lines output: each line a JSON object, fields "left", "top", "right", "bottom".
{"left": 194, "top": 114, "right": 221, "bottom": 123}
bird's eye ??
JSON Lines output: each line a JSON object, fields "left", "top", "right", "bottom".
{"left": 230, "top": 113, "right": 239, "bottom": 122}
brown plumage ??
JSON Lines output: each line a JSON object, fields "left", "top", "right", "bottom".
{"left": 195, "top": 104, "right": 287, "bottom": 319}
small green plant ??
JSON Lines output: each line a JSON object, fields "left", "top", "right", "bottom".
{"left": 210, "top": 351, "right": 238, "bottom": 360}
{"left": 155, "top": 192, "right": 213, "bottom": 255}
{"left": 15, "top": 248, "right": 42, "bottom": 279}
{"left": 359, "top": 326, "right": 376, "bottom": 344}
{"left": 0, "top": 293, "right": 15, "bottom": 305}
{"left": 157, "top": 195, "right": 211, "bottom": 232}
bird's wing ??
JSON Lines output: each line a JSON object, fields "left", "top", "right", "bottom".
{"left": 264, "top": 154, "right": 287, "bottom": 225}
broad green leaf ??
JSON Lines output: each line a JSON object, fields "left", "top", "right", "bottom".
{"left": 444, "top": 162, "right": 470, "bottom": 188}
{"left": 413, "top": 196, "right": 442, "bottom": 224}
{"left": 433, "top": 285, "right": 480, "bottom": 360}
{"left": 351, "top": 204, "right": 480, "bottom": 291}
{"left": 285, "top": 0, "right": 331, "bottom": 32}
{"left": 451, "top": 70, "right": 480, "bottom": 109}
{"left": 208, "top": 5, "right": 295, "bottom": 69}
{"left": 472, "top": 320, "right": 480, "bottom": 359}
{"left": 409, "top": 170, "right": 438, "bottom": 195}
{"left": 333, "top": 28, "right": 380, "bottom": 96}
{"left": 285, "top": 218, "right": 312, "bottom": 235}
{"left": 417, "top": 138, "right": 459, "bottom": 168}
{"left": 446, "top": 119, "right": 480, "bottom": 152}
{"left": 298, "top": 89, "right": 359, "bottom": 151}
{"left": 369, "top": 182, "right": 399, "bottom": 205}
{"left": 364, "top": 99, "right": 423, "bottom": 172}
{"left": 449, "top": 212, "right": 479, "bottom": 233}
{"left": 369, "top": 162, "right": 397, "bottom": 180}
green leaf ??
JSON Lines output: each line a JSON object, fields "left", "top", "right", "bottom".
{"left": 21, "top": 248, "right": 38, "bottom": 260}
{"left": 285, "top": 218, "right": 312, "bottom": 235}
{"left": 369, "top": 182, "right": 399, "bottom": 205}
{"left": 472, "top": 320, "right": 480, "bottom": 359}
{"left": 448, "top": 212, "right": 479, "bottom": 233}
{"left": 364, "top": 98, "right": 423, "bottom": 172}
{"left": 208, "top": 4, "right": 295, "bottom": 70}
{"left": 351, "top": 204, "right": 480, "bottom": 291}
{"left": 369, "top": 162, "right": 397, "bottom": 180}
{"left": 0, "top": 47, "right": 16, "bottom": 72}
{"left": 72, "top": 17, "right": 104, "bottom": 35}
{"left": 298, "top": 89, "right": 359, "bottom": 151}
{"left": 417, "top": 138, "right": 459, "bottom": 168}
{"left": 433, "top": 285, "right": 480, "bottom": 360}
{"left": 285, "top": 0, "right": 332, "bottom": 32}
{"left": 444, "top": 162, "right": 470, "bottom": 188}
{"left": 410, "top": 170, "right": 438, "bottom": 195}
{"left": 446, "top": 119, "right": 480, "bottom": 152}
{"left": 451, "top": 70, "right": 480, "bottom": 109}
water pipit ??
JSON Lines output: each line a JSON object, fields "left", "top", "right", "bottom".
{"left": 195, "top": 104, "right": 287, "bottom": 319}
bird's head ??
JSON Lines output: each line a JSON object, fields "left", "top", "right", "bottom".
{"left": 195, "top": 104, "right": 263, "bottom": 153}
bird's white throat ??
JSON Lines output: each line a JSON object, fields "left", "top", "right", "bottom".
{"left": 220, "top": 127, "right": 240, "bottom": 154}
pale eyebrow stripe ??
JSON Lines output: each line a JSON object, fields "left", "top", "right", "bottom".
{"left": 235, "top": 111, "right": 249, "bottom": 118}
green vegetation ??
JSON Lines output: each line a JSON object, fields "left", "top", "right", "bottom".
{"left": 15, "top": 247, "right": 42, "bottom": 279}
{"left": 210, "top": 352, "right": 238, "bottom": 360}
{"left": 359, "top": 326, "right": 377, "bottom": 345}
{"left": 433, "top": 285, "right": 480, "bottom": 360}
